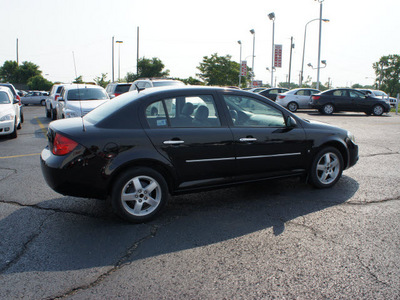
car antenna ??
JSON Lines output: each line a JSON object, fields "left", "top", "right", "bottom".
{"left": 72, "top": 51, "right": 86, "bottom": 132}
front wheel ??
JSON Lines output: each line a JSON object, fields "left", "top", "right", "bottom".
{"left": 111, "top": 167, "right": 169, "bottom": 223}
{"left": 287, "top": 102, "right": 298, "bottom": 112}
{"left": 372, "top": 105, "right": 384, "bottom": 116}
{"left": 309, "top": 147, "right": 343, "bottom": 188}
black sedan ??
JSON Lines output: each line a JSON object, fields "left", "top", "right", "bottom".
{"left": 41, "top": 87, "right": 358, "bottom": 223}
{"left": 309, "top": 88, "right": 391, "bottom": 116}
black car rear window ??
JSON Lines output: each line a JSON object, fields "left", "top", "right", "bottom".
{"left": 67, "top": 88, "right": 108, "bottom": 100}
{"left": 115, "top": 84, "right": 131, "bottom": 93}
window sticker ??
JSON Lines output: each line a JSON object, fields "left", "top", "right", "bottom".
{"left": 157, "top": 119, "right": 167, "bottom": 126}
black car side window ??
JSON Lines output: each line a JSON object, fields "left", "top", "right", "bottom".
{"left": 145, "top": 98, "right": 175, "bottom": 128}
{"left": 223, "top": 95, "right": 285, "bottom": 127}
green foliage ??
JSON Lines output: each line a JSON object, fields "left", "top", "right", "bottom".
{"left": 94, "top": 73, "right": 110, "bottom": 88}
{"left": 178, "top": 76, "right": 203, "bottom": 85}
{"left": 27, "top": 75, "right": 53, "bottom": 91}
{"left": 278, "top": 82, "right": 299, "bottom": 89}
{"left": 196, "top": 53, "right": 244, "bottom": 86}
{"left": 73, "top": 75, "right": 84, "bottom": 83}
{"left": 0, "top": 60, "right": 19, "bottom": 82}
{"left": 373, "top": 55, "right": 400, "bottom": 96}
{"left": 0, "top": 60, "right": 41, "bottom": 84}
{"left": 124, "top": 57, "right": 170, "bottom": 82}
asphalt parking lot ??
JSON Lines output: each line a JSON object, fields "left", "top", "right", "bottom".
{"left": 0, "top": 105, "right": 399, "bottom": 299}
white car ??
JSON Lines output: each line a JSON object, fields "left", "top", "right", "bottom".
{"left": 45, "top": 84, "right": 64, "bottom": 120}
{"left": 0, "top": 87, "right": 21, "bottom": 139}
{"left": 56, "top": 84, "right": 109, "bottom": 119}
{"left": 276, "top": 88, "right": 320, "bottom": 112}
{"left": 359, "top": 89, "right": 397, "bottom": 107}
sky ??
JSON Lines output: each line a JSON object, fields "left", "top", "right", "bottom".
{"left": 2, "top": 0, "right": 400, "bottom": 88}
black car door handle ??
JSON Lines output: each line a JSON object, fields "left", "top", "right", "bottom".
{"left": 163, "top": 140, "right": 185, "bottom": 145}
{"left": 239, "top": 137, "right": 257, "bottom": 142}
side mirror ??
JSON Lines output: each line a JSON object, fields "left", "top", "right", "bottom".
{"left": 13, "top": 99, "right": 19, "bottom": 104}
{"left": 286, "top": 116, "right": 297, "bottom": 128}
{"left": 58, "top": 97, "right": 64, "bottom": 102}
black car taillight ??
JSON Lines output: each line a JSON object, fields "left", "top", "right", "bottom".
{"left": 52, "top": 133, "right": 78, "bottom": 156}
{"left": 312, "top": 96, "right": 320, "bottom": 101}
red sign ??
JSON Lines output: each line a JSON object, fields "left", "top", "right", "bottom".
{"left": 274, "top": 44, "right": 282, "bottom": 68}
{"left": 241, "top": 60, "right": 247, "bottom": 76}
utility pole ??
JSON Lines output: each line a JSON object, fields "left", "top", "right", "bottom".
{"left": 16, "top": 38, "right": 19, "bottom": 65}
{"left": 288, "top": 36, "right": 294, "bottom": 89}
{"left": 112, "top": 36, "right": 115, "bottom": 82}
{"left": 137, "top": 27, "right": 140, "bottom": 75}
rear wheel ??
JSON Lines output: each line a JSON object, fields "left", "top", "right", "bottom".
{"left": 309, "top": 147, "right": 343, "bottom": 188}
{"left": 9, "top": 120, "right": 17, "bottom": 139}
{"left": 51, "top": 107, "right": 57, "bottom": 120}
{"left": 40, "top": 100, "right": 46, "bottom": 106}
{"left": 111, "top": 167, "right": 169, "bottom": 223}
{"left": 287, "top": 102, "right": 298, "bottom": 112}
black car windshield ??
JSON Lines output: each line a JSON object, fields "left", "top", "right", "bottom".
{"left": 67, "top": 88, "right": 108, "bottom": 100}
{"left": 85, "top": 91, "right": 140, "bottom": 124}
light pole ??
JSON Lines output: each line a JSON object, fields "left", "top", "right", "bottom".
{"left": 316, "top": 0, "right": 324, "bottom": 90}
{"left": 238, "top": 40, "right": 242, "bottom": 88}
{"left": 268, "top": 12, "right": 275, "bottom": 87}
{"left": 300, "top": 18, "right": 329, "bottom": 87}
{"left": 112, "top": 36, "right": 115, "bottom": 82}
{"left": 250, "top": 29, "right": 255, "bottom": 88}
{"left": 116, "top": 40, "right": 123, "bottom": 81}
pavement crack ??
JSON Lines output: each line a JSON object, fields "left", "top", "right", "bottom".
{"left": 360, "top": 151, "right": 400, "bottom": 158}
{"left": 355, "top": 253, "right": 390, "bottom": 287}
{"left": 0, "top": 199, "right": 112, "bottom": 221}
{"left": 48, "top": 215, "right": 180, "bottom": 299}
{"left": 0, "top": 212, "right": 56, "bottom": 274}
{"left": 343, "top": 196, "right": 400, "bottom": 206}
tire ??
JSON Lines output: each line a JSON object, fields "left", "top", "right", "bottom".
{"left": 309, "top": 147, "right": 343, "bottom": 188}
{"left": 9, "top": 120, "right": 17, "bottom": 139}
{"left": 111, "top": 167, "right": 169, "bottom": 223}
{"left": 20, "top": 111, "right": 24, "bottom": 123}
{"left": 322, "top": 103, "right": 334, "bottom": 115}
{"left": 287, "top": 102, "right": 298, "bottom": 112}
{"left": 40, "top": 100, "right": 46, "bottom": 106}
{"left": 372, "top": 105, "right": 384, "bottom": 116}
{"left": 51, "top": 108, "right": 57, "bottom": 120}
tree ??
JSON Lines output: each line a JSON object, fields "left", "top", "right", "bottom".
{"left": 27, "top": 75, "right": 53, "bottom": 91}
{"left": 123, "top": 57, "right": 170, "bottom": 82}
{"left": 373, "top": 55, "right": 400, "bottom": 96}
{"left": 94, "top": 73, "right": 110, "bottom": 88}
{"left": 197, "top": 53, "right": 244, "bottom": 86}
{"left": 73, "top": 76, "right": 84, "bottom": 83}
{"left": 0, "top": 60, "right": 19, "bottom": 82}
{"left": 18, "top": 61, "right": 41, "bottom": 84}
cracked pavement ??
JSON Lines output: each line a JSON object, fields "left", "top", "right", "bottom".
{"left": 0, "top": 107, "right": 399, "bottom": 299}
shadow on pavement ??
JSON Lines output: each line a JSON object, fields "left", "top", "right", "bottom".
{"left": 0, "top": 175, "right": 358, "bottom": 274}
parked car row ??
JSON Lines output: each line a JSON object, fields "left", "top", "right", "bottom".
{"left": 22, "top": 91, "right": 49, "bottom": 106}
{"left": 255, "top": 87, "right": 393, "bottom": 116}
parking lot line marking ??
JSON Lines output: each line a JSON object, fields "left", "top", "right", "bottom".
{"left": 35, "top": 117, "right": 48, "bottom": 135}
{"left": 0, "top": 153, "right": 41, "bottom": 159}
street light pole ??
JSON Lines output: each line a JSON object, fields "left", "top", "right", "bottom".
{"left": 238, "top": 40, "right": 242, "bottom": 88}
{"left": 112, "top": 36, "right": 115, "bottom": 82}
{"left": 116, "top": 40, "right": 123, "bottom": 81}
{"left": 250, "top": 29, "right": 255, "bottom": 88}
{"left": 316, "top": 0, "right": 324, "bottom": 90}
{"left": 300, "top": 18, "right": 329, "bottom": 87}
{"left": 268, "top": 12, "right": 275, "bottom": 87}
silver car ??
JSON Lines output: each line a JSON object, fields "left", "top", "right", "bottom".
{"left": 22, "top": 91, "right": 49, "bottom": 106}
{"left": 276, "top": 88, "right": 320, "bottom": 112}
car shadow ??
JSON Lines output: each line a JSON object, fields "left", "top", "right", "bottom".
{"left": 0, "top": 176, "right": 358, "bottom": 274}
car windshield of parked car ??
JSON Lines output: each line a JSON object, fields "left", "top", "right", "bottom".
{"left": 0, "top": 92, "right": 11, "bottom": 104}
{"left": 223, "top": 95, "right": 286, "bottom": 127}
{"left": 373, "top": 90, "right": 387, "bottom": 97}
{"left": 152, "top": 81, "right": 185, "bottom": 87}
{"left": 67, "top": 88, "right": 108, "bottom": 101}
